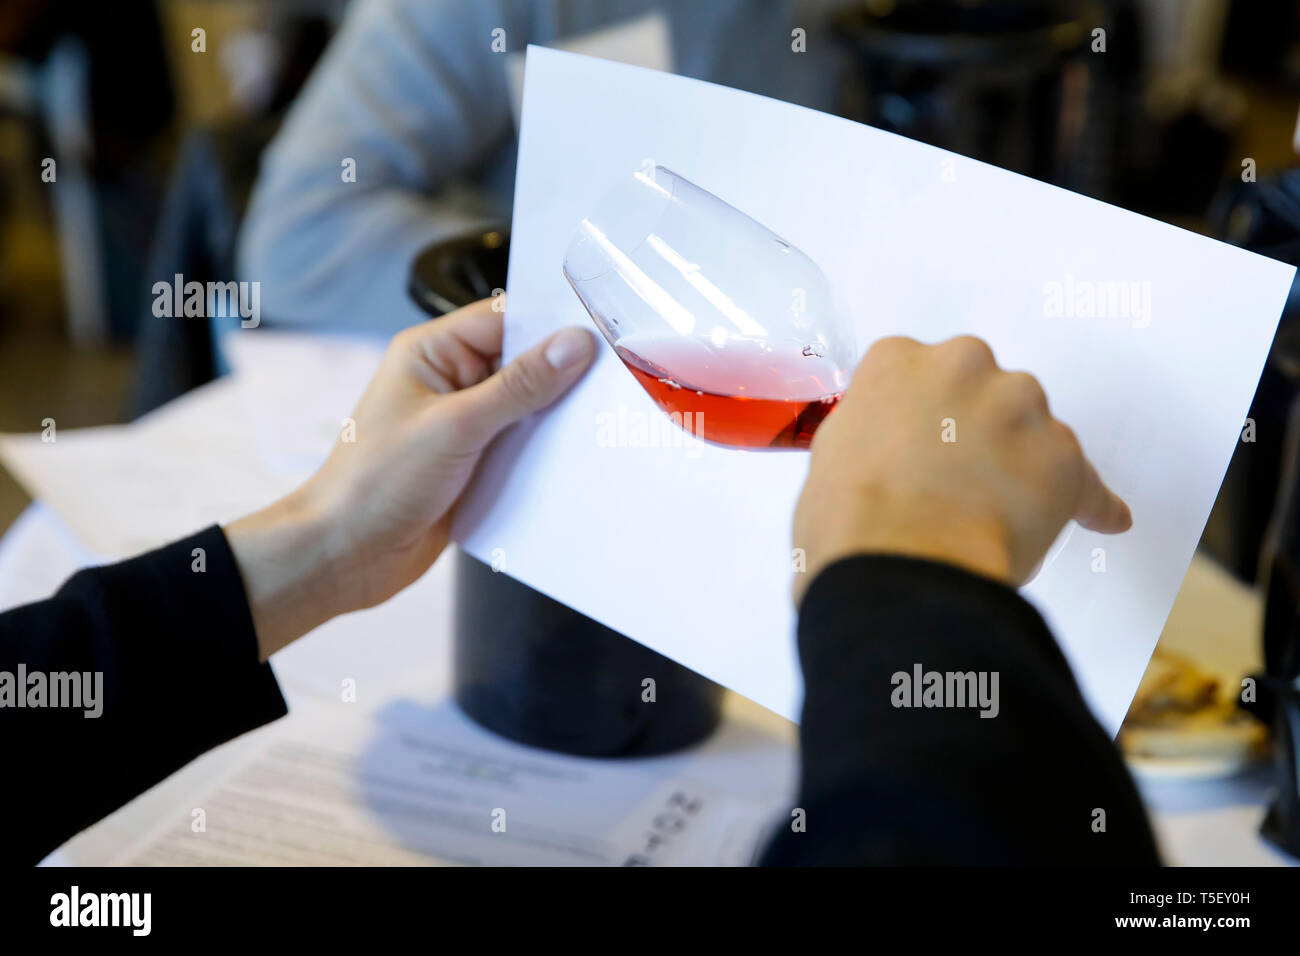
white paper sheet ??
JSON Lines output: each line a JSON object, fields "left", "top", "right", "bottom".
{"left": 0, "top": 381, "right": 292, "bottom": 559}
{"left": 0, "top": 332, "right": 381, "bottom": 560}
{"left": 455, "top": 48, "right": 1297, "bottom": 735}
{"left": 220, "top": 330, "right": 386, "bottom": 476}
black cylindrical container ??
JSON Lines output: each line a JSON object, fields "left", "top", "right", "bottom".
{"left": 410, "top": 230, "right": 724, "bottom": 756}
{"left": 452, "top": 551, "right": 723, "bottom": 756}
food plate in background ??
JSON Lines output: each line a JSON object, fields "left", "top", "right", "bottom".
{"left": 1120, "top": 647, "right": 1267, "bottom": 780}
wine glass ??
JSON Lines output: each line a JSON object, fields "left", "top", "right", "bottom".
{"left": 562, "top": 165, "right": 855, "bottom": 450}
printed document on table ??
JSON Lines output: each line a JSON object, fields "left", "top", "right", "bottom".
{"left": 116, "top": 702, "right": 779, "bottom": 866}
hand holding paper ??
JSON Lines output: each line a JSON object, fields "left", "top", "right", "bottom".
{"left": 226, "top": 300, "right": 595, "bottom": 657}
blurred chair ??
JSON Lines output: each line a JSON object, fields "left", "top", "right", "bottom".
{"left": 126, "top": 117, "right": 280, "bottom": 416}
{"left": 1209, "top": 169, "right": 1300, "bottom": 858}
{"left": 128, "top": 11, "right": 333, "bottom": 417}
{"left": 1256, "top": 381, "right": 1300, "bottom": 858}
{"left": 1204, "top": 174, "right": 1300, "bottom": 580}
{"left": 831, "top": 0, "right": 1121, "bottom": 198}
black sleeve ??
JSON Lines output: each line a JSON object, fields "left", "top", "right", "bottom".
{"left": 760, "top": 554, "right": 1160, "bottom": 865}
{"left": 0, "top": 526, "right": 287, "bottom": 865}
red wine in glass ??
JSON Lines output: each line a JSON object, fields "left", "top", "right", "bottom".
{"left": 614, "top": 333, "right": 843, "bottom": 449}
{"left": 563, "top": 166, "right": 855, "bottom": 450}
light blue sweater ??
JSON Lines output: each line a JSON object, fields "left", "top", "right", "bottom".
{"left": 237, "top": 0, "right": 848, "bottom": 333}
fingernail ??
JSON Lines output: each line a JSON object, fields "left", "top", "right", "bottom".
{"left": 545, "top": 327, "right": 593, "bottom": 370}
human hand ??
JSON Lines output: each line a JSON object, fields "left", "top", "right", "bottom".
{"left": 226, "top": 299, "right": 596, "bottom": 657}
{"left": 793, "top": 335, "right": 1131, "bottom": 604}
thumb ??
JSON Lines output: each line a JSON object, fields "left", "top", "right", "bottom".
{"left": 445, "top": 325, "right": 596, "bottom": 446}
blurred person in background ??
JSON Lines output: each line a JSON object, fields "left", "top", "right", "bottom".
{"left": 238, "top": 0, "right": 853, "bottom": 335}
